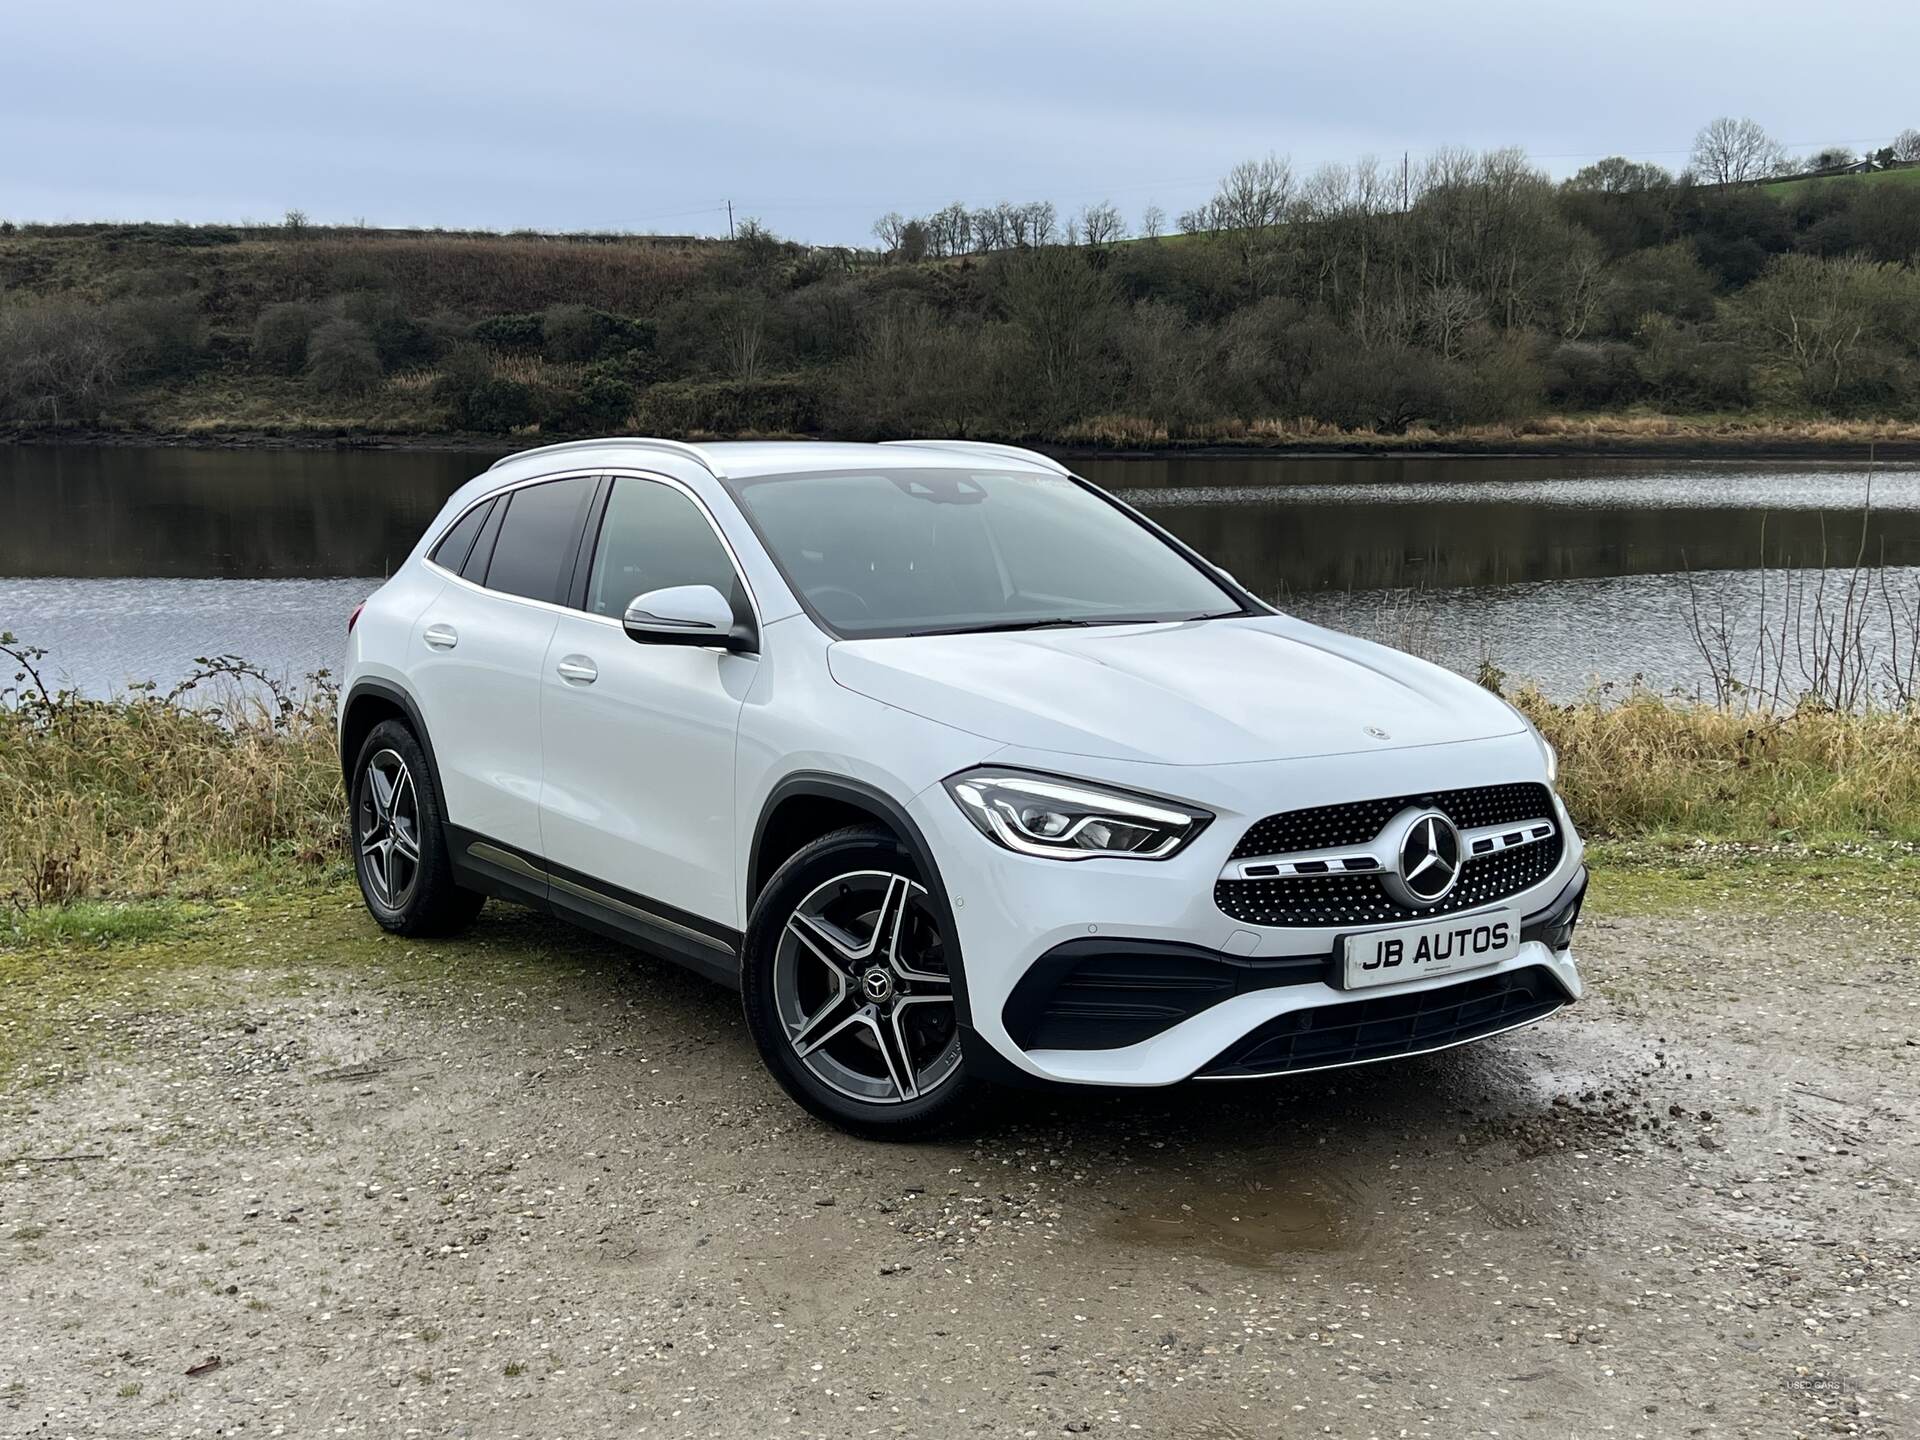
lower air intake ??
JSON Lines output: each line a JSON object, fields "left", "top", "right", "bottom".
{"left": 1196, "top": 965, "right": 1565, "bottom": 1078}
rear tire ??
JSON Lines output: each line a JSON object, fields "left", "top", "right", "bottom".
{"left": 350, "top": 719, "right": 484, "bottom": 937}
{"left": 742, "top": 826, "right": 979, "bottom": 1139}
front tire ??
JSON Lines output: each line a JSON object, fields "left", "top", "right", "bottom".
{"left": 350, "top": 719, "right": 484, "bottom": 937}
{"left": 742, "top": 827, "right": 977, "bottom": 1138}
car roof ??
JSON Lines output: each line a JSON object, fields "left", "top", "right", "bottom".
{"left": 483, "top": 437, "right": 1070, "bottom": 483}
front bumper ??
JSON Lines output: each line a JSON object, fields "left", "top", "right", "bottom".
{"left": 907, "top": 735, "right": 1586, "bottom": 1088}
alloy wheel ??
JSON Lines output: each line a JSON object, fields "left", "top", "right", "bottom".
{"left": 358, "top": 748, "right": 423, "bottom": 910}
{"left": 772, "top": 870, "right": 960, "bottom": 1105}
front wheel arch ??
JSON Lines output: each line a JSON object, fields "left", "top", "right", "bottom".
{"left": 746, "top": 773, "right": 973, "bottom": 1032}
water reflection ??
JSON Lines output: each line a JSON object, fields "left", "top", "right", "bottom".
{"left": 1078, "top": 457, "right": 1920, "bottom": 595}
{"left": 0, "top": 445, "right": 494, "bottom": 579}
{"left": 4, "top": 445, "right": 1918, "bottom": 699}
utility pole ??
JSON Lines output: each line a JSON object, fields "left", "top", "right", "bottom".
{"left": 726, "top": 200, "right": 734, "bottom": 240}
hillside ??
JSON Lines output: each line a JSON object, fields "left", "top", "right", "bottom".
{"left": 3, "top": 149, "right": 1919, "bottom": 449}
{"left": 1757, "top": 164, "right": 1920, "bottom": 201}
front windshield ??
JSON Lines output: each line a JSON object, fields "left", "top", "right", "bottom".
{"left": 729, "top": 467, "right": 1246, "bottom": 638}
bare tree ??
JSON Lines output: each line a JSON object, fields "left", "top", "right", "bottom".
{"left": 872, "top": 212, "right": 907, "bottom": 258}
{"left": 0, "top": 298, "right": 123, "bottom": 423}
{"left": 722, "top": 298, "right": 767, "bottom": 381}
{"left": 1690, "top": 116, "right": 1788, "bottom": 184}
{"left": 1019, "top": 200, "right": 1058, "bottom": 247}
{"left": 1418, "top": 282, "right": 1482, "bottom": 362}
{"left": 1000, "top": 246, "right": 1114, "bottom": 415}
{"left": 1807, "top": 146, "right": 1857, "bottom": 172}
{"left": 929, "top": 202, "right": 972, "bottom": 257}
{"left": 1558, "top": 233, "right": 1606, "bottom": 340}
{"left": 1737, "top": 253, "right": 1905, "bottom": 406}
{"left": 1079, "top": 201, "right": 1126, "bottom": 247}
{"left": 1892, "top": 128, "right": 1920, "bottom": 163}
{"left": 1212, "top": 154, "right": 1295, "bottom": 232}
{"left": 971, "top": 204, "right": 1012, "bottom": 252}
{"left": 1141, "top": 203, "right": 1164, "bottom": 239}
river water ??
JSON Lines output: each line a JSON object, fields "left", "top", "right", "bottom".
{"left": 3, "top": 444, "right": 1917, "bottom": 700}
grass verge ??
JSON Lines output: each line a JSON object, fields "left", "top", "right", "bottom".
{"left": 1514, "top": 686, "right": 1920, "bottom": 845}
{"left": 4, "top": 641, "right": 1917, "bottom": 913}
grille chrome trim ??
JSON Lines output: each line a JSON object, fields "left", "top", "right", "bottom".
{"left": 1221, "top": 816, "right": 1555, "bottom": 883}
{"left": 1216, "top": 782, "right": 1564, "bottom": 928}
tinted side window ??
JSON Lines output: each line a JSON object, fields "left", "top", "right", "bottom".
{"left": 482, "top": 478, "right": 597, "bottom": 603}
{"left": 461, "top": 497, "right": 507, "bottom": 583}
{"left": 585, "top": 479, "right": 744, "bottom": 618}
{"left": 429, "top": 497, "right": 493, "bottom": 572}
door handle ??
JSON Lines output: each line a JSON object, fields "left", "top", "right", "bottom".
{"left": 423, "top": 623, "right": 458, "bottom": 651}
{"left": 556, "top": 654, "right": 599, "bottom": 685}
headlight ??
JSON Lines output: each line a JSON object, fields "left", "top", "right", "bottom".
{"left": 1503, "top": 703, "right": 1558, "bottom": 786}
{"left": 943, "top": 769, "right": 1211, "bottom": 861}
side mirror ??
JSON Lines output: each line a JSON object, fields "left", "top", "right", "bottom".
{"left": 623, "top": 585, "right": 757, "bottom": 654}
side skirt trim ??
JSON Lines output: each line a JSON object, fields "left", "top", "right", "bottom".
{"left": 448, "top": 826, "right": 742, "bottom": 990}
{"left": 467, "top": 841, "right": 544, "bottom": 884}
{"left": 547, "top": 872, "right": 736, "bottom": 957}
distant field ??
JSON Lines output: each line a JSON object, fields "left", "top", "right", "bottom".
{"left": 1758, "top": 165, "right": 1920, "bottom": 200}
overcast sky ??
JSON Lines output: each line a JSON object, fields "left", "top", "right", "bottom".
{"left": 6, "top": 0, "right": 1917, "bottom": 246}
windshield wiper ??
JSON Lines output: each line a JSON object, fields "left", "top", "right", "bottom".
{"left": 911, "top": 613, "right": 1242, "bottom": 638}
{"left": 909, "top": 617, "right": 1119, "bottom": 637}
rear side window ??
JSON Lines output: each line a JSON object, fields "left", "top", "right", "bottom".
{"left": 462, "top": 497, "right": 506, "bottom": 582}
{"left": 585, "top": 478, "right": 744, "bottom": 618}
{"left": 429, "top": 497, "right": 493, "bottom": 573}
{"left": 481, "top": 478, "right": 597, "bottom": 603}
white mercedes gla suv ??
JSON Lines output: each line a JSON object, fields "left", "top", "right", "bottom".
{"left": 341, "top": 439, "right": 1586, "bottom": 1136}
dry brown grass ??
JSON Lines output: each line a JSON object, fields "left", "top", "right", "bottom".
{"left": 6, "top": 631, "right": 1919, "bottom": 908}
{"left": 0, "top": 648, "right": 342, "bottom": 906}
{"left": 1514, "top": 683, "right": 1920, "bottom": 842}
{"left": 273, "top": 235, "right": 709, "bottom": 316}
{"left": 1052, "top": 412, "right": 1920, "bottom": 451}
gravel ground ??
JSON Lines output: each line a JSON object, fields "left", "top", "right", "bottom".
{"left": 2, "top": 887, "right": 1915, "bottom": 1439}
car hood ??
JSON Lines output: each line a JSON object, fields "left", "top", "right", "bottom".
{"left": 826, "top": 616, "right": 1525, "bottom": 766}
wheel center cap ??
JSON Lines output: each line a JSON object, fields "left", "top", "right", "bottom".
{"left": 861, "top": 967, "right": 895, "bottom": 1004}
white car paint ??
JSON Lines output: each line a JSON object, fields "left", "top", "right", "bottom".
{"left": 343, "top": 438, "right": 1583, "bottom": 1089}
{"left": 827, "top": 615, "right": 1525, "bottom": 765}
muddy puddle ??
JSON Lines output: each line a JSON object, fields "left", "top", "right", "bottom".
{"left": 1104, "top": 1177, "right": 1353, "bottom": 1266}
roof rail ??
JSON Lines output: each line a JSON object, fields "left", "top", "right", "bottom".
{"left": 486, "top": 437, "right": 725, "bottom": 479}
{"left": 880, "top": 440, "right": 1071, "bottom": 476}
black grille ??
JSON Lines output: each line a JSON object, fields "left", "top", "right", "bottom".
{"left": 1231, "top": 782, "right": 1551, "bottom": 858}
{"left": 1218, "top": 783, "right": 1561, "bottom": 928}
{"left": 1197, "top": 965, "right": 1565, "bottom": 1078}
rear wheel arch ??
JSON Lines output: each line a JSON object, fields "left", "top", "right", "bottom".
{"left": 340, "top": 679, "right": 449, "bottom": 817}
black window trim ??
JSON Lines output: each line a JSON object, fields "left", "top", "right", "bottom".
{"left": 718, "top": 465, "right": 1270, "bottom": 642}
{"left": 462, "top": 496, "right": 505, "bottom": 582}
{"left": 576, "top": 472, "right": 761, "bottom": 630}
{"left": 428, "top": 495, "right": 494, "bottom": 574}
{"left": 421, "top": 466, "right": 762, "bottom": 635}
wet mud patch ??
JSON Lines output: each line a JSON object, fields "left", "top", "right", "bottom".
{"left": 1103, "top": 1175, "right": 1353, "bottom": 1265}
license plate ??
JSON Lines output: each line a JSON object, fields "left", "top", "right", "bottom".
{"left": 1342, "top": 908, "right": 1520, "bottom": 990}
